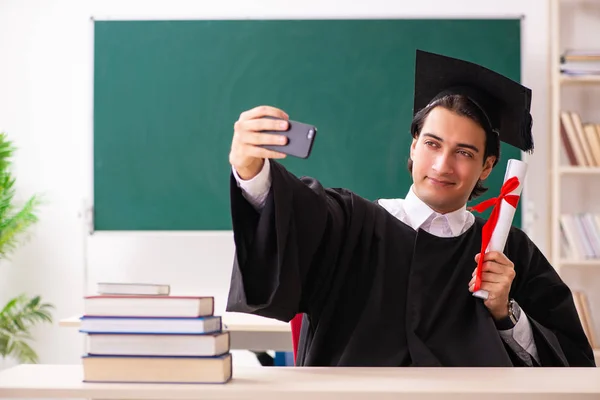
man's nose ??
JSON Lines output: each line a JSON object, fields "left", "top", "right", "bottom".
{"left": 432, "top": 153, "right": 453, "bottom": 174}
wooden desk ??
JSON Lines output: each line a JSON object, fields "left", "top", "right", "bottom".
{"left": 1, "top": 364, "right": 600, "bottom": 399}
{"left": 59, "top": 312, "right": 293, "bottom": 352}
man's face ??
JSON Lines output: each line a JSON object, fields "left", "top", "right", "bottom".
{"left": 410, "top": 106, "right": 495, "bottom": 214}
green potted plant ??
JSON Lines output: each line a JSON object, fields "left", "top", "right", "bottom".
{"left": 0, "top": 132, "right": 53, "bottom": 364}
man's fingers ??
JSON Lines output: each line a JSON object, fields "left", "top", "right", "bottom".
{"left": 230, "top": 105, "right": 289, "bottom": 179}
{"left": 474, "top": 251, "right": 511, "bottom": 264}
{"left": 474, "top": 252, "right": 514, "bottom": 277}
{"left": 482, "top": 251, "right": 511, "bottom": 265}
{"left": 481, "top": 272, "right": 505, "bottom": 284}
{"left": 471, "top": 281, "right": 501, "bottom": 293}
{"left": 241, "top": 118, "right": 289, "bottom": 134}
{"left": 246, "top": 145, "right": 287, "bottom": 160}
{"left": 241, "top": 131, "right": 288, "bottom": 146}
{"left": 482, "top": 261, "right": 506, "bottom": 274}
{"left": 469, "top": 271, "right": 503, "bottom": 286}
{"left": 482, "top": 261, "right": 515, "bottom": 280}
{"left": 472, "top": 261, "right": 505, "bottom": 276}
{"left": 470, "top": 266, "right": 514, "bottom": 290}
{"left": 239, "top": 105, "right": 289, "bottom": 122}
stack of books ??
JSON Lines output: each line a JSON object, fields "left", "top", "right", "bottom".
{"left": 79, "top": 282, "right": 232, "bottom": 384}
{"left": 560, "top": 49, "right": 600, "bottom": 76}
{"left": 560, "top": 111, "right": 600, "bottom": 167}
{"left": 560, "top": 213, "right": 600, "bottom": 260}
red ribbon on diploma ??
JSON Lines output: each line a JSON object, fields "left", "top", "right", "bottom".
{"left": 469, "top": 176, "right": 521, "bottom": 292}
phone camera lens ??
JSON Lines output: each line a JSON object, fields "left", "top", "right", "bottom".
{"left": 307, "top": 129, "right": 314, "bottom": 139}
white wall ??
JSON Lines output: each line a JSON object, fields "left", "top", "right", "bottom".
{"left": 0, "top": 0, "right": 556, "bottom": 365}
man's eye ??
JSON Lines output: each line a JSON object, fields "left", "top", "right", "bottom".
{"left": 459, "top": 150, "right": 473, "bottom": 158}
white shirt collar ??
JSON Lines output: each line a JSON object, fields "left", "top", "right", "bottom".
{"left": 403, "top": 185, "right": 470, "bottom": 237}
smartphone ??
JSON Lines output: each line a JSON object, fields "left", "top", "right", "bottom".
{"left": 259, "top": 117, "right": 317, "bottom": 159}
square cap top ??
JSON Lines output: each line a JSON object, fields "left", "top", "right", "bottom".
{"left": 413, "top": 50, "right": 533, "bottom": 153}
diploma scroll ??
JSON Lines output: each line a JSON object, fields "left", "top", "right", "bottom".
{"left": 472, "top": 159, "right": 528, "bottom": 300}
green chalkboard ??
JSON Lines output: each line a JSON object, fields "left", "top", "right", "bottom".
{"left": 93, "top": 19, "right": 522, "bottom": 231}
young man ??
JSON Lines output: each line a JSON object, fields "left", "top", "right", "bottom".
{"left": 226, "top": 50, "right": 595, "bottom": 367}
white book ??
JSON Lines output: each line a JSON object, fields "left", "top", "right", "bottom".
{"left": 573, "top": 214, "right": 596, "bottom": 259}
{"left": 560, "top": 214, "right": 584, "bottom": 260}
{"left": 86, "top": 331, "right": 230, "bottom": 357}
{"left": 582, "top": 213, "right": 600, "bottom": 258}
{"left": 97, "top": 282, "right": 170, "bottom": 296}
{"left": 79, "top": 315, "right": 222, "bottom": 334}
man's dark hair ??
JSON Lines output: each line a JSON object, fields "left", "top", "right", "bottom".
{"left": 407, "top": 94, "right": 500, "bottom": 200}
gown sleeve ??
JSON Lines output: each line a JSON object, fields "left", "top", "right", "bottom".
{"left": 225, "top": 160, "right": 354, "bottom": 322}
{"left": 507, "top": 227, "right": 596, "bottom": 367}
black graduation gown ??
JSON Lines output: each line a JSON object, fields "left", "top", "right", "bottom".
{"left": 226, "top": 161, "right": 596, "bottom": 367}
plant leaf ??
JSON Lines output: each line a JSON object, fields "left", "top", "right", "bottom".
{"left": 0, "top": 133, "right": 51, "bottom": 364}
{"left": 0, "top": 297, "right": 19, "bottom": 315}
{"left": 8, "top": 338, "right": 38, "bottom": 364}
{"left": 0, "top": 293, "right": 53, "bottom": 362}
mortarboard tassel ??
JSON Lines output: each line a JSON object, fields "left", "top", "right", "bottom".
{"left": 521, "top": 110, "right": 534, "bottom": 154}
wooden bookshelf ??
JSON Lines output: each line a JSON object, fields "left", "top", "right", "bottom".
{"left": 558, "top": 166, "right": 600, "bottom": 174}
{"left": 560, "top": 259, "right": 600, "bottom": 267}
{"left": 550, "top": 0, "right": 600, "bottom": 359}
{"left": 549, "top": 0, "right": 600, "bottom": 273}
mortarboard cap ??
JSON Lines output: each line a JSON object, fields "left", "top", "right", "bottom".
{"left": 412, "top": 50, "right": 534, "bottom": 153}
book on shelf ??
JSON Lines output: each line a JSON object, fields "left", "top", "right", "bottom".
{"left": 561, "top": 49, "right": 600, "bottom": 62}
{"left": 572, "top": 290, "right": 598, "bottom": 350}
{"left": 559, "top": 213, "right": 600, "bottom": 260}
{"left": 559, "top": 111, "right": 600, "bottom": 167}
{"left": 97, "top": 282, "right": 170, "bottom": 296}
{"left": 80, "top": 283, "right": 232, "bottom": 384}
{"left": 560, "top": 49, "right": 600, "bottom": 75}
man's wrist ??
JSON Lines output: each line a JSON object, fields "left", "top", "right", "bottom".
{"left": 235, "top": 159, "right": 265, "bottom": 181}
{"left": 494, "top": 299, "right": 520, "bottom": 330}
{"left": 492, "top": 303, "right": 510, "bottom": 321}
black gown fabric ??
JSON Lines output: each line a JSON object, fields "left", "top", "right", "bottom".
{"left": 226, "top": 161, "right": 596, "bottom": 367}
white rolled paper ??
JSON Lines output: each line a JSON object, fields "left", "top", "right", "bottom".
{"left": 473, "top": 158, "right": 528, "bottom": 300}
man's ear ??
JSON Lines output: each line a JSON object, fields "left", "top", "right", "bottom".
{"left": 410, "top": 137, "right": 418, "bottom": 160}
{"left": 479, "top": 156, "right": 496, "bottom": 180}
